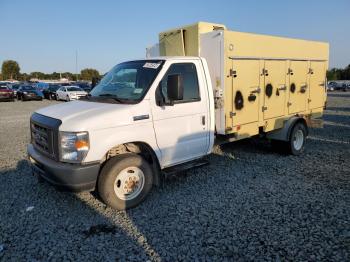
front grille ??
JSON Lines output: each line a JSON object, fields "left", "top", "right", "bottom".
{"left": 31, "top": 122, "right": 54, "bottom": 157}
{"left": 30, "top": 113, "right": 62, "bottom": 160}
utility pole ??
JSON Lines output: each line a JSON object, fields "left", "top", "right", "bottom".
{"left": 75, "top": 50, "right": 78, "bottom": 81}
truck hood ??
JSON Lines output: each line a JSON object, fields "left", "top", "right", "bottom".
{"left": 35, "top": 100, "right": 151, "bottom": 131}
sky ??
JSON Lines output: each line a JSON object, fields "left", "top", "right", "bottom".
{"left": 0, "top": 0, "right": 349, "bottom": 74}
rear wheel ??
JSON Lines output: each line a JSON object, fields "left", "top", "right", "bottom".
{"left": 288, "top": 122, "right": 307, "bottom": 155}
{"left": 66, "top": 95, "right": 70, "bottom": 102}
{"left": 271, "top": 122, "right": 307, "bottom": 155}
{"left": 98, "top": 153, "right": 153, "bottom": 210}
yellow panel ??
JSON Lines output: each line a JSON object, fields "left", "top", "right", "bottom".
{"left": 231, "top": 59, "right": 261, "bottom": 127}
{"left": 225, "top": 31, "right": 329, "bottom": 61}
{"left": 288, "top": 61, "right": 309, "bottom": 114}
{"left": 159, "top": 22, "right": 226, "bottom": 56}
{"left": 309, "top": 62, "right": 326, "bottom": 109}
{"left": 263, "top": 60, "right": 287, "bottom": 119}
{"left": 159, "top": 30, "right": 185, "bottom": 56}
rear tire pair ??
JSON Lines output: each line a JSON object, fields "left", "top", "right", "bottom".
{"left": 272, "top": 122, "right": 307, "bottom": 155}
{"left": 98, "top": 153, "right": 153, "bottom": 210}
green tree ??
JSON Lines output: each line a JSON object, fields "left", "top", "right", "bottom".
{"left": 1, "top": 60, "right": 20, "bottom": 80}
{"left": 80, "top": 68, "right": 100, "bottom": 81}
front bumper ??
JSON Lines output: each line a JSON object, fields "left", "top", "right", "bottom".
{"left": 23, "top": 94, "right": 42, "bottom": 101}
{"left": 27, "top": 144, "right": 100, "bottom": 191}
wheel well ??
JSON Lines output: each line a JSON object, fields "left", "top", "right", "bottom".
{"left": 289, "top": 118, "right": 309, "bottom": 138}
{"left": 103, "top": 142, "right": 162, "bottom": 186}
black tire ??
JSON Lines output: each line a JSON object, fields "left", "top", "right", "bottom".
{"left": 98, "top": 153, "right": 153, "bottom": 210}
{"left": 66, "top": 95, "right": 70, "bottom": 102}
{"left": 287, "top": 122, "right": 307, "bottom": 155}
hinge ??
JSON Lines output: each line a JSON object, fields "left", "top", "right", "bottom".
{"left": 308, "top": 99, "right": 312, "bottom": 103}
{"left": 230, "top": 112, "right": 236, "bottom": 117}
{"left": 229, "top": 69, "right": 237, "bottom": 78}
{"left": 262, "top": 106, "right": 267, "bottom": 112}
{"left": 261, "top": 69, "right": 268, "bottom": 76}
{"left": 308, "top": 68, "right": 314, "bottom": 75}
{"left": 287, "top": 68, "right": 294, "bottom": 75}
{"left": 287, "top": 102, "right": 292, "bottom": 107}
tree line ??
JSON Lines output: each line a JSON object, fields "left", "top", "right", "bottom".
{"left": 0, "top": 60, "right": 101, "bottom": 82}
{"left": 326, "top": 64, "right": 350, "bottom": 81}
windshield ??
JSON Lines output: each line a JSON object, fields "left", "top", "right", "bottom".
{"left": 90, "top": 60, "right": 164, "bottom": 102}
{"left": 49, "top": 85, "right": 60, "bottom": 91}
{"left": 22, "top": 86, "right": 35, "bottom": 90}
{"left": 67, "top": 86, "right": 82, "bottom": 92}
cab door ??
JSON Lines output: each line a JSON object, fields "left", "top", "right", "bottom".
{"left": 151, "top": 61, "right": 210, "bottom": 167}
{"left": 231, "top": 59, "right": 260, "bottom": 126}
{"left": 308, "top": 61, "right": 326, "bottom": 109}
{"left": 288, "top": 61, "right": 309, "bottom": 114}
{"left": 263, "top": 60, "right": 287, "bottom": 120}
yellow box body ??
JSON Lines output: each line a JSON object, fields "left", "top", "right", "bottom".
{"left": 159, "top": 22, "right": 329, "bottom": 138}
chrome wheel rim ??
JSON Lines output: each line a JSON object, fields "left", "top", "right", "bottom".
{"left": 293, "top": 129, "right": 304, "bottom": 151}
{"left": 114, "top": 167, "right": 145, "bottom": 201}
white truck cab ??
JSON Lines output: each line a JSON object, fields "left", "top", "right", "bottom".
{"left": 28, "top": 57, "right": 216, "bottom": 209}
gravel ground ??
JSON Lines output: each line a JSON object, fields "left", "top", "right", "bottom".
{"left": 0, "top": 93, "right": 349, "bottom": 261}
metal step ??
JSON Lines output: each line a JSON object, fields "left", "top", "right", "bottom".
{"left": 162, "top": 159, "right": 209, "bottom": 177}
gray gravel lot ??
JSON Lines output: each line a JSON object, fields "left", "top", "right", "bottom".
{"left": 0, "top": 93, "right": 349, "bottom": 261}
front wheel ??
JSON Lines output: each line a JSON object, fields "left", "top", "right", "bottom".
{"left": 66, "top": 95, "right": 70, "bottom": 102}
{"left": 98, "top": 153, "right": 153, "bottom": 210}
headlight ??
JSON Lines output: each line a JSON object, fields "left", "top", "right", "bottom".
{"left": 59, "top": 131, "right": 89, "bottom": 163}
{"left": 23, "top": 91, "right": 27, "bottom": 94}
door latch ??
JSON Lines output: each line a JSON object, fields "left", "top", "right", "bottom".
{"left": 262, "top": 106, "right": 268, "bottom": 112}
{"left": 201, "top": 116, "right": 206, "bottom": 125}
{"left": 230, "top": 112, "right": 236, "bottom": 117}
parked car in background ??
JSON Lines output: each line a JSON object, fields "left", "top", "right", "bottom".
{"left": 56, "top": 86, "right": 87, "bottom": 101}
{"left": 9, "top": 83, "right": 21, "bottom": 96}
{"left": 43, "top": 84, "right": 61, "bottom": 100}
{"left": 327, "top": 83, "right": 334, "bottom": 91}
{"left": 75, "top": 82, "right": 92, "bottom": 93}
{"left": 17, "top": 85, "right": 43, "bottom": 101}
{"left": 0, "top": 84, "right": 15, "bottom": 102}
{"left": 340, "top": 83, "right": 349, "bottom": 92}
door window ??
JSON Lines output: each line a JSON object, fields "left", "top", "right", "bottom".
{"left": 159, "top": 63, "right": 200, "bottom": 103}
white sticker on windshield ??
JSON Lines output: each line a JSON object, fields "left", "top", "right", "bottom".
{"left": 133, "top": 88, "right": 143, "bottom": 94}
{"left": 143, "top": 62, "right": 160, "bottom": 69}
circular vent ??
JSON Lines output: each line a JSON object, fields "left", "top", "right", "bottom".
{"left": 265, "top": 84, "right": 273, "bottom": 98}
{"left": 290, "top": 83, "right": 296, "bottom": 93}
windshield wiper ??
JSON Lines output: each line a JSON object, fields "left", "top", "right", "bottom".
{"left": 98, "top": 93, "right": 124, "bottom": 103}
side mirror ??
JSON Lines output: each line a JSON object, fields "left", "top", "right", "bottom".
{"left": 167, "top": 74, "right": 183, "bottom": 102}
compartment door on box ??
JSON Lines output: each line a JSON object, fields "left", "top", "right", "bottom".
{"left": 263, "top": 60, "right": 287, "bottom": 120}
{"left": 309, "top": 61, "right": 326, "bottom": 109}
{"left": 231, "top": 59, "right": 260, "bottom": 127}
{"left": 288, "top": 61, "right": 309, "bottom": 114}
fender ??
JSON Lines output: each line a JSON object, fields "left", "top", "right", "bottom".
{"left": 266, "top": 116, "right": 308, "bottom": 141}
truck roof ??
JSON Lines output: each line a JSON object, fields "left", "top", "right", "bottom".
{"left": 145, "top": 56, "right": 201, "bottom": 61}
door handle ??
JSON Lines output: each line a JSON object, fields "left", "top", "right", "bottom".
{"left": 278, "top": 85, "right": 287, "bottom": 91}
{"left": 251, "top": 87, "right": 261, "bottom": 94}
{"left": 201, "top": 116, "right": 205, "bottom": 126}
